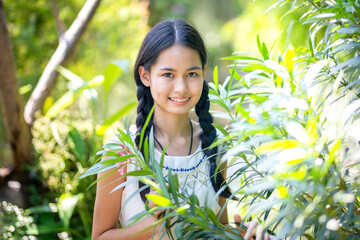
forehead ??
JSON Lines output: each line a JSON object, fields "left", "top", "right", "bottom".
{"left": 152, "top": 44, "right": 202, "bottom": 70}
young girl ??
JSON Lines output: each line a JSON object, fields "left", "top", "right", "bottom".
{"left": 92, "top": 19, "right": 269, "bottom": 240}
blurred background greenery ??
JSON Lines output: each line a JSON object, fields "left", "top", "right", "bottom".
{"left": 2, "top": 0, "right": 358, "bottom": 239}
{"left": 1, "top": 0, "right": 309, "bottom": 162}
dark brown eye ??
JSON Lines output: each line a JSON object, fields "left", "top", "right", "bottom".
{"left": 163, "top": 73, "right": 174, "bottom": 78}
{"left": 188, "top": 72, "right": 198, "bottom": 77}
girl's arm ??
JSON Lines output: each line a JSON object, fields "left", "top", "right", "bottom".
{"left": 218, "top": 161, "right": 228, "bottom": 225}
{"left": 218, "top": 196, "right": 228, "bottom": 225}
{"left": 92, "top": 162, "right": 161, "bottom": 240}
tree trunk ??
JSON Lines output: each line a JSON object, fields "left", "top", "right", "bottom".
{"left": 24, "top": 0, "right": 102, "bottom": 126}
{"left": 0, "top": 0, "right": 33, "bottom": 180}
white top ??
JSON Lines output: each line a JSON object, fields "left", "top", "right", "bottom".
{"left": 110, "top": 125, "right": 221, "bottom": 239}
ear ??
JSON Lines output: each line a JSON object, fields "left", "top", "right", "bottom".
{"left": 139, "top": 66, "right": 151, "bottom": 87}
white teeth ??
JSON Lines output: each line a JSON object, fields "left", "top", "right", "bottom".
{"left": 170, "top": 98, "right": 189, "bottom": 102}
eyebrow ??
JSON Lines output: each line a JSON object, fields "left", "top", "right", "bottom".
{"left": 159, "top": 66, "right": 201, "bottom": 71}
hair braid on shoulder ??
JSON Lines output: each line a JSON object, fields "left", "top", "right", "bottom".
{"left": 195, "top": 81, "right": 233, "bottom": 199}
{"left": 195, "top": 82, "right": 217, "bottom": 156}
{"left": 135, "top": 84, "right": 154, "bottom": 146}
{"left": 135, "top": 84, "right": 153, "bottom": 201}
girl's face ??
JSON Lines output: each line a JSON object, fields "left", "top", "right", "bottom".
{"left": 139, "top": 44, "right": 205, "bottom": 117}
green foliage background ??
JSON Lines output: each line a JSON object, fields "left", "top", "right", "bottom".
{"left": 1, "top": 0, "right": 359, "bottom": 239}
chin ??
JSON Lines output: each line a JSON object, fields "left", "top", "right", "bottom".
{"left": 169, "top": 107, "right": 193, "bottom": 116}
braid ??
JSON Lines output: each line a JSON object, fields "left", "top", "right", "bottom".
{"left": 195, "top": 81, "right": 234, "bottom": 199}
{"left": 135, "top": 84, "right": 154, "bottom": 146}
{"left": 135, "top": 83, "right": 153, "bottom": 202}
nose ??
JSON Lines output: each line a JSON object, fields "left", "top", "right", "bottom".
{"left": 174, "top": 77, "right": 189, "bottom": 93}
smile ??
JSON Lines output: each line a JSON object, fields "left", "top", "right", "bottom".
{"left": 169, "top": 97, "right": 190, "bottom": 102}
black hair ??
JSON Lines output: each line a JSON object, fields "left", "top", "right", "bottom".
{"left": 134, "top": 19, "right": 233, "bottom": 201}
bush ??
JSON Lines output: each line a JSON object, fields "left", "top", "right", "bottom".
{"left": 1, "top": 111, "right": 100, "bottom": 239}
{"left": 207, "top": 0, "right": 360, "bottom": 238}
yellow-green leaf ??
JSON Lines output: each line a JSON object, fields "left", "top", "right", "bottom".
{"left": 145, "top": 194, "right": 173, "bottom": 207}
{"left": 257, "top": 139, "right": 301, "bottom": 154}
{"left": 176, "top": 204, "right": 190, "bottom": 215}
{"left": 213, "top": 66, "right": 219, "bottom": 92}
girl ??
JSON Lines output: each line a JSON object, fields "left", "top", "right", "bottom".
{"left": 92, "top": 19, "right": 269, "bottom": 240}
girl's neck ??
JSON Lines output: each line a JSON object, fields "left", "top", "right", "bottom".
{"left": 152, "top": 112, "right": 191, "bottom": 140}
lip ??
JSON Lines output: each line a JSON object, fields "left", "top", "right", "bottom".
{"left": 169, "top": 97, "right": 191, "bottom": 105}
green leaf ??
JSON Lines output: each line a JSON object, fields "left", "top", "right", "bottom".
{"left": 95, "top": 102, "right": 137, "bottom": 135}
{"left": 100, "top": 154, "right": 136, "bottom": 165}
{"left": 104, "top": 61, "right": 126, "bottom": 94}
{"left": 139, "top": 105, "right": 155, "bottom": 153}
{"left": 153, "top": 160, "right": 170, "bottom": 199}
{"left": 116, "top": 128, "right": 134, "bottom": 148}
{"left": 257, "top": 139, "right": 301, "bottom": 154}
{"left": 124, "top": 170, "right": 153, "bottom": 176}
{"left": 236, "top": 105, "right": 256, "bottom": 124}
{"left": 110, "top": 177, "right": 139, "bottom": 194}
{"left": 227, "top": 61, "right": 237, "bottom": 98}
{"left": 307, "top": 12, "right": 336, "bottom": 20}
{"left": 68, "top": 127, "right": 86, "bottom": 164}
{"left": 280, "top": 1, "right": 307, "bottom": 20}
{"left": 149, "top": 125, "right": 155, "bottom": 163}
{"left": 212, "top": 123, "right": 229, "bottom": 138}
{"left": 139, "top": 177, "right": 161, "bottom": 192}
{"left": 304, "top": 60, "right": 328, "bottom": 93}
{"left": 145, "top": 194, "right": 173, "bottom": 207}
{"left": 341, "top": 77, "right": 360, "bottom": 95}
{"left": 58, "top": 193, "right": 83, "bottom": 229}
{"left": 18, "top": 84, "right": 32, "bottom": 95}
{"left": 167, "top": 170, "right": 179, "bottom": 206}
{"left": 176, "top": 204, "right": 189, "bottom": 215}
{"left": 257, "top": 35, "right": 262, "bottom": 55}
{"left": 144, "top": 136, "right": 149, "bottom": 163}
{"left": 25, "top": 224, "right": 65, "bottom": 235}
{"left": 56, "top": 65, "right": 84, "bottom": 85}
{"left": 211, "top": 99, "right": 230, "bottom": 113}
{"left": 231, "top": 69, "right": 248, "bottom": 88}
{"left": 159, "top": 143, "right": 168, "bottom": 169}
{"left": 262, "top": 42, "right": 269, "bottom": 60}
{"left": 340, "top": 99, "right": 360, "bottom": 125}
{"left": 79, "top": 164, "right": 108, "bottom": 179}
{"left": 330, "top": 57, "right": 360, "bottom": 75}
{"left": 120, "top": 184, "right": 149, "bottom": 218}
{"left": 46, "top": 75, "right": 104, "bottom": 118}
{"left": 332, "top": 42, "right": 360, "bottom": 54}
{"left": 337, "top": 26, "right": 360, "bottom": 35}
{"left": 308, "top": 35, "right": 314, "bottom": 58}
{"left": 207, "top": 208, "right": 218, "bottom": 224}
{"left": 112, "top": 59, "right": 130, "bottom": 73}
{"left": 85, "top": 167, "right": 119, "bottom": 191}
{"left": 213, "top": 66, "right": 219, "bottom": 92}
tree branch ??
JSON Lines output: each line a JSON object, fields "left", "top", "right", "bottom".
{"left": 50, "top": 0, "right": 66, "bottom": 39}
{"left": 24, "top": 0, "right": 102, "bottom": 126}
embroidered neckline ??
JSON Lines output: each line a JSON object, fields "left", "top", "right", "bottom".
{"left": 162, "top": 155, "right": 206, "bottom": 172}
{"left": 127, "top": 125, "right": 206, "bottom": 172}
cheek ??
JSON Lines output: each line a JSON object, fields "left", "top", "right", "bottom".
{"left": 191, "top": 81, "right": 204, "bottom": 102}
{"left": 193, "top": 81, "right": 203, "bottom": 95}
{"left": 150, "top": 84, "right": 168, "bottom": 100}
